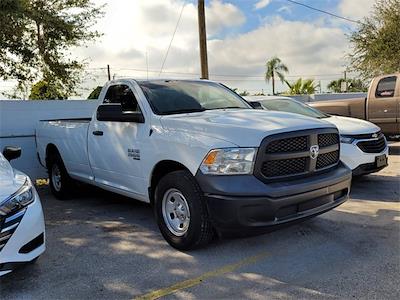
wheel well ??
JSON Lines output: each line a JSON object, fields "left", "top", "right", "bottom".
{"left": 149, "top": 160, "right": 189, "bottom": 204}
{"left": 45, "top": 144, "right": 60, "bottom": 168}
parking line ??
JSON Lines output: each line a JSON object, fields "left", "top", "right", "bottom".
{"left": 134, "top": 251, "right": 269, "bottom": 300}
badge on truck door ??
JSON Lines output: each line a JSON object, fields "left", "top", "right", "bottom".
{"left": 128, "top": 149, "right": 140, "bottom": 160}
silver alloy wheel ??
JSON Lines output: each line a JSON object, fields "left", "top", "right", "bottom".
{"left": 162, "top": 188, "right": 191, "bottom": 236}
{"left": 52, "top": 164, "right": 62, "bottom": 192}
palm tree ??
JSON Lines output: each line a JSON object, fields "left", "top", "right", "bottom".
{"left": 265, "top": 57, "right": 289, "bottom": 95}
{"left": 285, "top": 78, "right": 319, "bottom": 95}
{"left": 328, "top": 78, "right": 368, "bottom": 93}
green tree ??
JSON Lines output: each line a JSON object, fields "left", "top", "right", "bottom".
{"left": 348, "top": 0, "right": 400, "bottom": 78}
{"left": 87, "top": 86, "right": 102, "bottom": 99}
{"left": 0, "top": 0, "right": 104, "bottom": 99}
{"left": 327, "top": 78, "right": 369, "bottom": 93}
{"left": 265, "top": 57, "right": 289, "bottom": 95}
{"left": 29, "top": 80, "right": 66, "bottom": 100}
{"left": 239, "top": 90, "right": 250, "bottom": 96}
{"left": 285, "top": 78, "right": 319, "bottom": 95}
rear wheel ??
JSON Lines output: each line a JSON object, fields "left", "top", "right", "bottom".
{"left": 154, "top": 170, "right": 214, "bottom": 250}
{"left": 48, "top": 152, "right": 73, "bottom": 199}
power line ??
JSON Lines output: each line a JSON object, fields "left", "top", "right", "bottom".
{"left": 159, "top": 1, "right": 186, "bottom": 76}
{"left": 285, "top": 0, "right": 360, "bottom": 24}
{"left": 107, "top": 67, "right": 343, "bottom": 79}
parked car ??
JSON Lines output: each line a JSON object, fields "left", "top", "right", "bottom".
{"left": 36, "top": 79, "right": 351, "bottom": 250}
{"left": 309, "top": 73, "right": 400, "bottom": 137}
{"left": 0, "top": 147, "right": 45, "bottom": 276}
{"left": 246, "top": 96, "right": 388, "bottom": 176}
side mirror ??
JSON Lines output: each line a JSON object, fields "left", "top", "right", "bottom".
{"left": 249, "top": 101, "right": 263, "bottom": 109}
{"left": 2, "top": 146, "right": 21, "bottom": 161}
{"left": 97, "top": 104, "right": 145, "bottom": 123}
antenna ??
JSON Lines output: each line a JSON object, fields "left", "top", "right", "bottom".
{"left": 146, "top": 51, "right": 149, "bottom": 80}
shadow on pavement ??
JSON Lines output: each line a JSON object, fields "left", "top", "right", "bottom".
{"left": 1, "top": 174, "right": 399, "bottom": 299}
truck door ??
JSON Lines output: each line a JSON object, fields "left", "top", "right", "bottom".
{"left": 88, "top": 84, "right": 148, "bottom": 198}
{"left": 368, "top": 75, "right": 399, "bottom": 135}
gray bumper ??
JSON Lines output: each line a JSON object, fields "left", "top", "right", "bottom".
{"left": 195, "top": 162, "right": 352, "bottom": 235}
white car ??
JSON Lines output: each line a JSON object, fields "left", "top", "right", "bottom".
{"left": 0, "top": 147, "right": 45, "bottom": 276}
{"left": 246, "top": 96, "right": 389, "bottom": 175}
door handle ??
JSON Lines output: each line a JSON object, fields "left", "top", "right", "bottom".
{"left": 92, "top": 130, "right": 103, "bottom": 136}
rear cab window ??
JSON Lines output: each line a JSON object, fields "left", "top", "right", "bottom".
{"left": 375, "top": 76, "right": 397, "bottom": 98}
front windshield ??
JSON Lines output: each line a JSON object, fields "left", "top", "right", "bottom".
{"left": 138, "top": 80, "right": 250, "bottom": 115}
{"left": 259, "top": 99, "right": 329, "bottom": 119}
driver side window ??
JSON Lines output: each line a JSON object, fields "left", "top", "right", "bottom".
{"left": 104, "top": 85, "right": 140, "bottom": 112}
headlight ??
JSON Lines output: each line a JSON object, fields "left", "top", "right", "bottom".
{"left": 340, "top": 135, "right": 355, "bottom": 144}
{"left": 200, "top": 148, "right": 257, "bottom": 175}
{"left": 0, "top": 179, "right": 34, "bottom": 216}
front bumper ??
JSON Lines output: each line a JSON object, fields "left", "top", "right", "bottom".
{"left": 196, "top": 162, "right": 352, "bottom": 236}
{"left": 340, "top": 142, "right": 389, "bottom": 172}
{"left": 0, "top": 187, "right": 46, "bottom": 276}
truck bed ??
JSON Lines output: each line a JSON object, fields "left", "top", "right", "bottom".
{"left": 36, "top": 118, "right": 92, "bottom": 180}
{"left": 39, "top": 118, "right": 92, "bottom": 122}
{"left": 309, "top": 97, "right": 366, "bottom": 120}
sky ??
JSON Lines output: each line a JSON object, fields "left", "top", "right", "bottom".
{"left": 2, "top": 0, "right": 377, "bottom": 98}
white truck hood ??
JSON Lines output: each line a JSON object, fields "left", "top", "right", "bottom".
{"left": 160, "top": 109, "right": 336, "bottom": 146}
{"left": 0, "top": 154, "right": 26, "bottom": 202}
{"left": 326, "top": 115, "right": 380, "bottom": 135}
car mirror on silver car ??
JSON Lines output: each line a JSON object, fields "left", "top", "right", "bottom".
{"left": 2, "top": 146, "right": 22, "bottom": 161}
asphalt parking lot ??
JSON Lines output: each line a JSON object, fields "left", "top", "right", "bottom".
{"left": 1, "top": 143, "right": 399, "bottom": 300}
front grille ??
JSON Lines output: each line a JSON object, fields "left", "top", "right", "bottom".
{"left": 357, "top": 134, "right": 387, "bottom": 153}
{"left": 318, "top": 133, "right": 339, "bottom": 147}
{"left": 255, "top": 129, "right": 340, "bottom": 181}
{"left": 262, "top": 157, "right": 307, "bottom": 177}
{"left": 0, "top": 209, "right": 25, "bottom": 252}
{"left": 266, "top": 136, "right": 308, "bottom": 153}
{"left": 317, "top": 150, "right": 339, "bottom": 169}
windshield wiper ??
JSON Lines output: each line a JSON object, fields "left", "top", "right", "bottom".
{"left": 163, "top": 108, "right": 206, "bottom": 115}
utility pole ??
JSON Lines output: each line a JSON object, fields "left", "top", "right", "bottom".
{"left": 344, "top": 70, "right": 347, "bottom": 92}
{"left": 198, "top": 0, "right": 209, "bottom": 79}
{"left": 107, "top": 64, "right": 111, "bottom": 81}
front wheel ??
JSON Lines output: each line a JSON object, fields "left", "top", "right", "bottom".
{"left": 154, "top": 170, "right": 214, "bottom": 250}
{"left": 48, "top": 153, "right": 73, "bottom": 200}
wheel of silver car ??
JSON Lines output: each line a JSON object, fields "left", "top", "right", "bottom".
{"left": 162, "top": 188, "right": 191, "bottom": 236}
{"left": 51, "top": 163, "right": 62, "bottom": 192}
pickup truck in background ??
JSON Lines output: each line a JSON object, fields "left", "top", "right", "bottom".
{"left": 310, "top": 73, "right": 400, "bottom": 136}
{"left": 36, "top": 79, "right": 352, "bottom": 250}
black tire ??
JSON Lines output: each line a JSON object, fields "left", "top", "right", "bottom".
{"left": 154, "top": 170, "right": 214, "bottom": 250}
{"left": 28, "top": 256, "right": 40, "bottom": 265}
{"left": 47, "top": 152, "right": 73, "bottom": 200}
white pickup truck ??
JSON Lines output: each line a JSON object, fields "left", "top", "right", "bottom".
{"left": 36, "top": 79, "right": 352, "bottom": 249}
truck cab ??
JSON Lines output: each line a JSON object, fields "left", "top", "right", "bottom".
{"left": 367, "top": 74, "right": 399, "bottom": 135}
{"left": 310, "top": 73, "right": 400, "bottom": 136}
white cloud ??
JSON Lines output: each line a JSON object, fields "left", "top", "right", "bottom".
{"left": 207, "top": 17, "right": 349, "bottom": 93}
{"left": 254, "top": 0, "right": 272, "bottom": 10}
{"left": 207, "top": 0, "right": 246, "bottom": 32}
{"left": 338, "top": 0, "right": 375, "bottom": 20}
{"left": 78, "top": 0, "right": 245, "bottom": 70}
{"left": 277, "top": 5, "right": 292, "bottom": 14}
